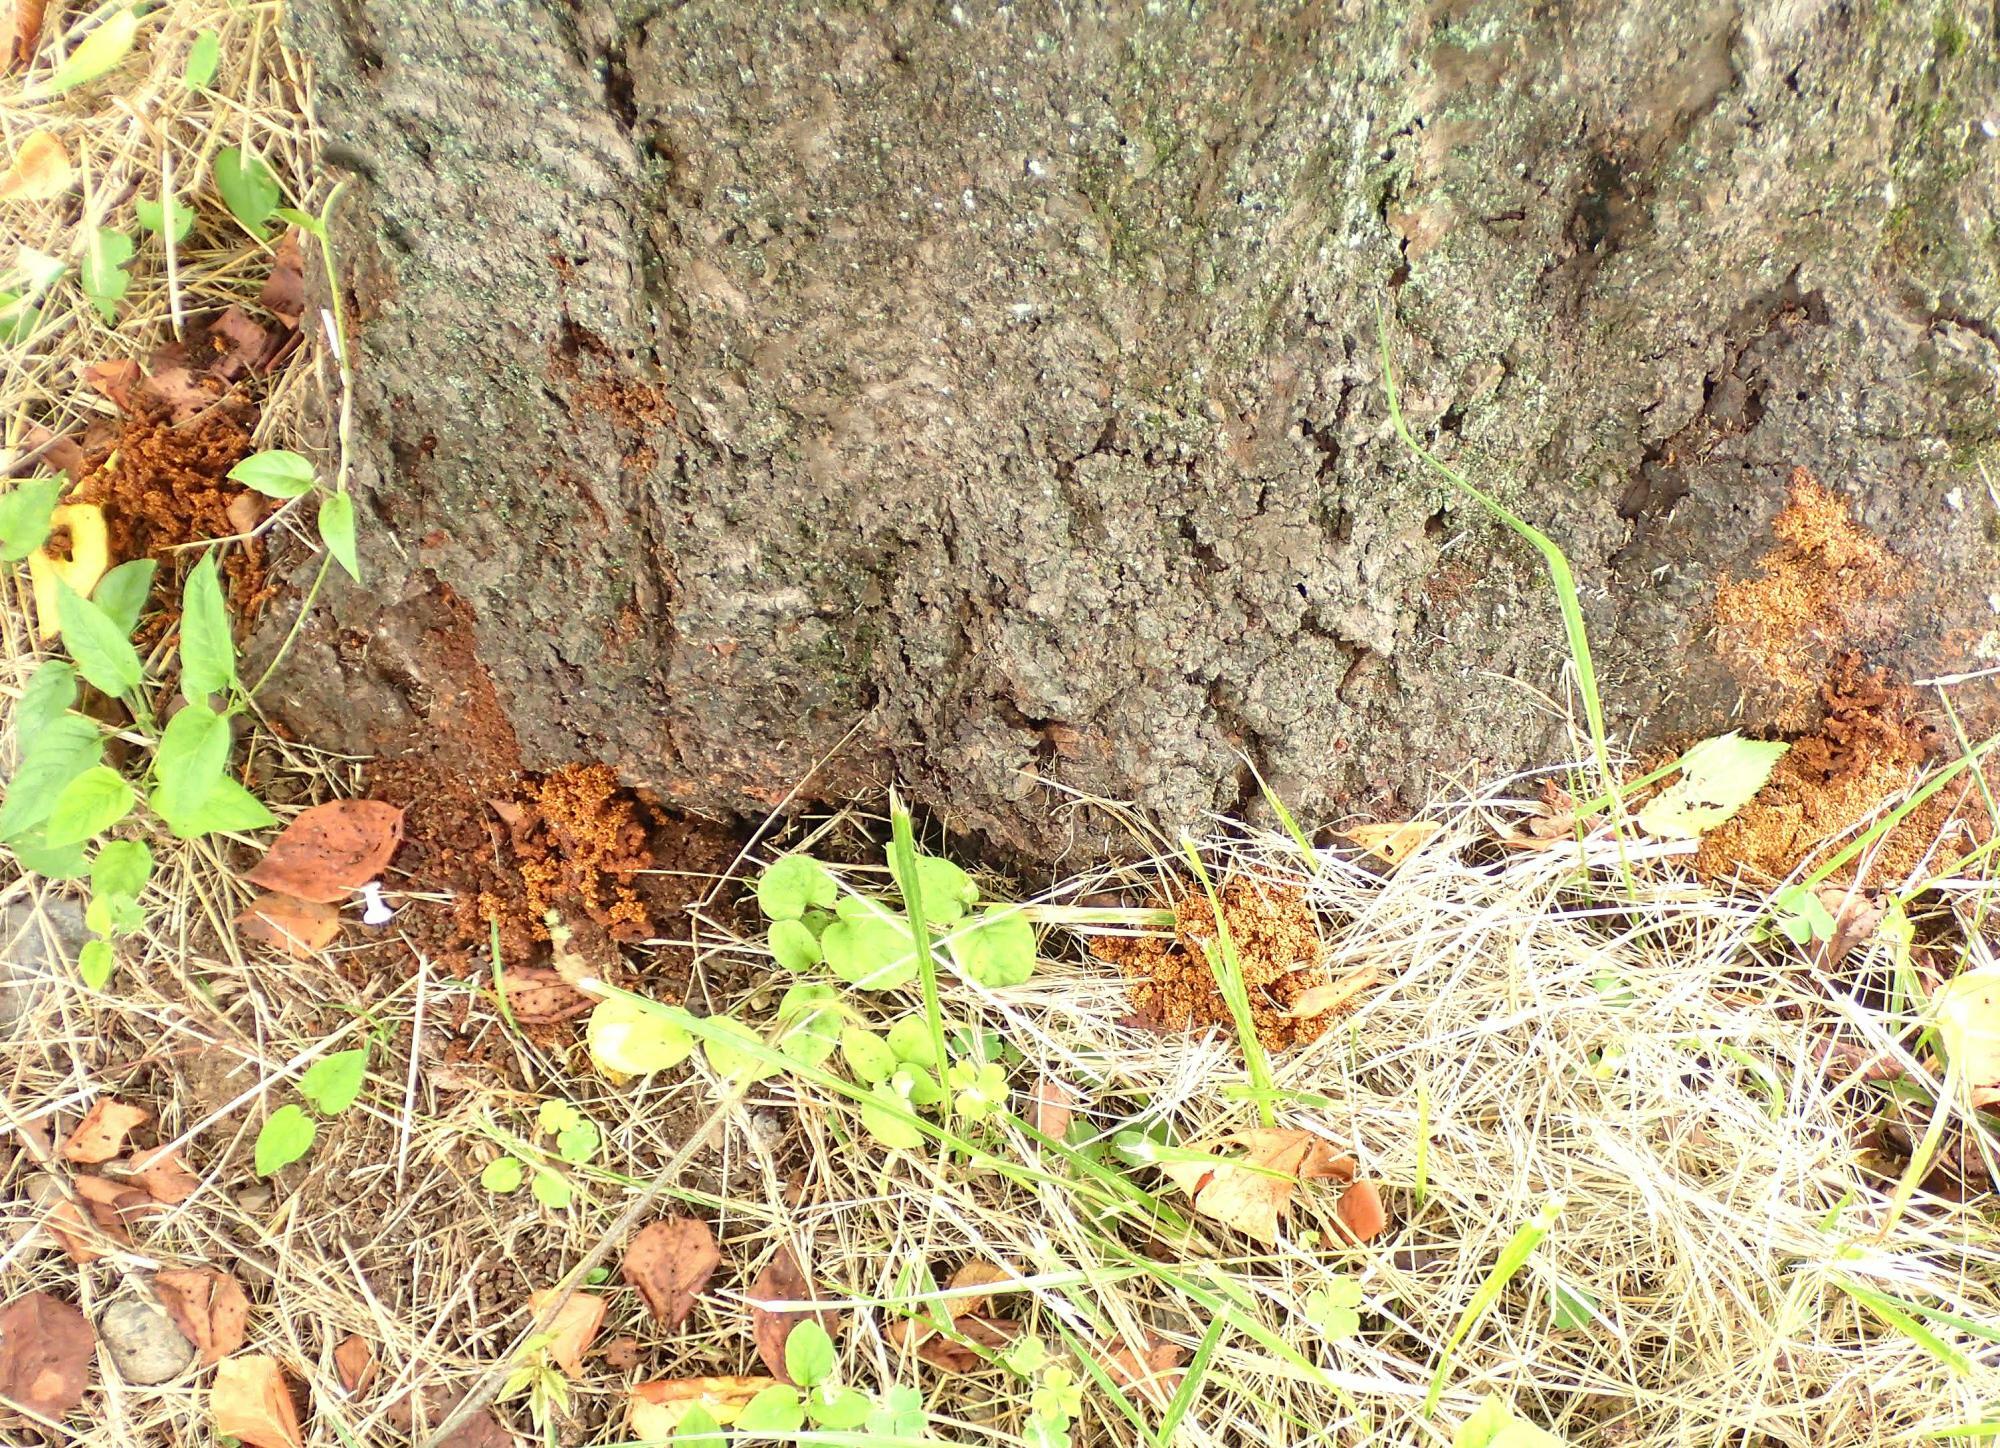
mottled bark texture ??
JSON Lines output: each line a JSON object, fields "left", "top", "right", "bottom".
{"left": 264, "top": 0, "right": 2000, "bottom": 860}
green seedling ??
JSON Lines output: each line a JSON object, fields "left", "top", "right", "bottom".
{"left": 254, "top": 1043, "right": 371, "bottom": 1176}
{"left": 35, "top": 7, "right": 139, "bottom": 97}
{"left": 0, "top": 477, "right": 63, "bottom": 560}
{"left": 215, "top": 146, "right": 281, "bottom": 239}
{"left": 80, "top": 229, "right": 134, "bottom": 323}
{"left": 183, "top": 31, "right": 221, "bottom": 89}
{"left": 134, "top": 195, "right": 196, "bottom": 244}
{"left": 499, "top": 1331, "right": 570, "bottom": 1437}
{"left": 586, "top": 995, "right": 694, "bottom": 1076}
{"left": 1303, "top": 1277, "right": 1364, "bottom": 1339}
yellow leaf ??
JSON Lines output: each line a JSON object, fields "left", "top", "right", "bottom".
{"left": 0, "top": 130, "right": 72, "bottom": 203}
{"left": 1340, "top": 821, "right": 1441, "bottom": 866}
{"left": 526, "top": 1289, "right": 605, "bottom": 1378}
{"left": 629, "top": 1376, "right": 780, "bottom": 1437}
{"left": 210, "top": 1354, "right": 303, "bottom": 1448}
{"left": 28, "top": 503, "right": 109, "bottom": 640}
{"left": 1935, "top": 964, "right": 2000, "bottom": 1092}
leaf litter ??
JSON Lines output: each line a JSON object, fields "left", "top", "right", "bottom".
{"left": 0, "top": 1290, "right": 93, "bottom": 1421}
{"left": 623, "top": 1217, "right": 721, "bottom": 1328}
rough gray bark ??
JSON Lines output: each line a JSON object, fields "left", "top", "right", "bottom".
{"left": 264, "top": 0, "right": 2000, "bottom": 861}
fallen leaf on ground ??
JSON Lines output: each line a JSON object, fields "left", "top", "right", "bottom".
{"left": 0, "top": 128, "right": 70, "bottom": 202}
{"left": 0, "top": 1290, "right": 92, "bottom": 1419}
{"left": 943, "top": 1259, "right": 1020, "bottom": 1318}
{"left": 1335, "top": 1180, "right": 1389, "bottom": 1243}
{"left": 42, "top": 1193, "right": 118, "bottom": 1261}
{"left": 1635, "top": 732, "right": 1788, "bottom": 840}
{"left": 198, "top": 306, "right": 272, "bottom": 382}
{"left": 1501, "top": 781, "right": 1579, "bottom": 849}
{"left": 244, "top": 800, "right": 405, "bottom": 903}
{"left": 73, "top": 1174, "right": 153, "bottom": 1232}
{"left": 226, "top": 490, "right": 268, "bottom": 537}
{"left": 1340, "top": 821, "right": 1441, "bottom": 866}
{"left": 152, "top": 1267, "right": 249, "bottom": 1365}
{"left": 210, "top": 1354, "right": 302, "bottom": 1448}
{"left": 747, "top": 1246, "right": 835, "bottom": 1383}
{"left": 1811, "top": 884, "right": 1885, "bottom": 971}
{"left": 1029, "top": 1076, "right": 1075, "bottom": 1138}
{"left": 624, "top": 1217, "right": 720, "bottom": 1328}
{"left": 629, "top": 1376, "right": 779, "bottom": 1436}
{"left": 1159, "top": 1128, "right": 1353, "bottom": 1244}
{"left": 123, "top": 1146, "right": 200, "bottom": 1205}
{"left": 602, "top": 1336, "right": 641, "bottom": 1372}
{"left": 236, "top": 893, "right": 340, "bottom": 959}
{"left": 332, "top": 1334, "right": 376, "bottom": 1395}
{"left": 9, "top": 0, "right": 47, "bottom": 71}
{"left": 81, "top": 358, "right": 140, "bottom": 412}
{"left": 259, "top": 230, "right": 305, "bottom": 327}
{"left": 888, "top": 1311, "right": 1021, "bottom": 1372}
{"left": 1280, "top": 966, "right": 1382, "bottom": 1019}
{"left": 497, "top": 966, "right": 593, "bottom": 1023}
{"left": 1096, "top": 1331, "right": 1187, "bottom": 1409}
{"left": 526, "top": 1290, "right": 604, "bottom": 1377}
{"left": 61, "top": 1098, "right": 150, "bottom": 1163}
{"left": 133, "top": 365, "right": 220, "bottom": 422}
{"left": 1935, "top": 964, "right": 2000, "bottom": 1092}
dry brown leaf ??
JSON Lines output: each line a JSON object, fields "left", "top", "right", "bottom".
{"left": 899, "top": 1312, "right": 1020, "bottom": 1372}
{"left": 81, "top": 358, "right": 140, "bottom": 412}
{"left": 42, "top": 1194, "right": 118, "bottom": 1261}
{"left": 526, "top": 1290, "right": 604, "bottom": 1378}
{"left": 199, "top": 306, "right": 272, "bottom": 382}
{"left": 73, "top": 1173, "right": 153, "bottom": 1232}
{"left": 1159, "top": 1128, "right": 1350, "bottom": 1244}
{"left": 1339, "top": 821, "right": 1441, "bottom": 866}
{"left": 943, "top": 1259, "right": 1019, "bottom": 1319}
{"left": 1029, "top": 1076, "right": 1075, "bottom": 1138}
{"left": 0, "top": 128, "right": 71, "bottom": 203}
{"left": 226, "top": 490, "right": 268, "bottom": 537}
{"left": 133, "top": 365, "right": 220, "bottom": 422}
{"left": 236, "top": 892, "right": 341, "bottom": 959}
{"left": 1812, "top": 884, "right": 1886, "bottom": 971}
{"left": 244, "top": 800, "right": 405, "bottom": 903}
{"left": 1097, "top": 1331, "right": 1187, "bottom": 1409}
{"left": 1334, "top": 1180, "right": 1389, "bottom": 1243}
{"left": 332, "top": 1334, "right": 376, "bottom": 1396}
{"left": 123, "top": 1146, "right": 201, "bottom": 1205}
{"left": 497, "top": 966, "right": 593, "bottom": 1023}
{"left": 8, "top": 0, "right": 46, "bottom": 70}
{"left": 62, "top": 1098, "right": 151, "bottom": 1164}
{"left": 211, "top": 1354, "right": 302, "bottom": 1448}
{"left": 629, "top": 1376, "right": 779, "bottom": 1437}
{"left": 259, "top": 230, "right": 305, "bottom": 328}
{"left": 0, "top": 1290, "right": 92, "bottom": 1420}
{"left": 747, "top": 1246, "right": 834, "bottom": 1383}
{"left": 623, "top": 1217, "right": 720, "bottom": 1328}
{"left": 1279, "top": 966, "right": 1381, "bottom": 1019}
{"left": 152, "top": 1267, "right": 250, "bottom": 1366}
{"left": 602, "top": 1336, "right": 642, "bottom": 1372}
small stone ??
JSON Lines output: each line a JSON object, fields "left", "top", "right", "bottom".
{"left": 0, "top": 894, "right": 87, "bottom": 1030}
{"left": 97, "top": 1296, "right": 197, "bottom": 1385}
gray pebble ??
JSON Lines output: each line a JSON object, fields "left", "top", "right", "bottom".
{"left": 97, "top": 1297, "right": 196, "bottom": 1385}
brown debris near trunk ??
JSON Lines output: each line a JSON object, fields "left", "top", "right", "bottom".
{"left": 1093, "top": 876, "right": 1342, "bottom": 1050}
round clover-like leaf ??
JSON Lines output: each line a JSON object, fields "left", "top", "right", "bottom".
{"left": 586, "top": 997, "right": 694, "bottom": 1077}
{"left": 757, "top": 855, "right": 837, "bottom": 920}
{"left": 885, "top": 1016, "right": 938, "bottom": 1068}
{"left": 890, "top": 852, "right": 978, "bottom": 925}
{"left": 822, "top": 907, "right": 917, "bottom": 990}
{"left": 947, "top": 906, "right": 1037, "bottom": 988}
{"left": 769, "top": 917, "right": 822, "bottom": 971}
{"left": 701, "top": 1016, "right": 783, "bottom": 1081}
{"left": 860, "top": 1080, "right": 925, "bottom": 1151}
{"left": 841, "top": 1026, "right": 897, "bottom": 1085}
{"left": 481, "top": 1156, "right": 526, "bottom": 1194}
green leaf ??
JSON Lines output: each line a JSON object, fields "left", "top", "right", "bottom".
{"left": 0, "top": 291, "right": 41, "bottom": 346}
{"left": 585, "top": 996, "right": 694, "bottom": 1076}
{"left": 183, "top": 30, "right": 220, "bottom": 88}
{"left": 783, "top": 1319, "right": 836, "bottom": 1390}
{"left": 39, "top": 8, "right": 140, "bottom": 96}
{"left": 806, "top": 1385, "right": 871, "bottom": 1430}
{"left": 776, "top": 985, "right": 842, "bottom": 1068}
{"left": 179, "top": 551, "right": 237, "bottom": 699}
{"left": 92, "top": 559, "right": 157, "bottom": 638}
{"left": 769, "top": 917, "right": 821, "bottom": 971}
{"left": 701, "top": 1016, "right": 783, "bottom": 1081}
{"left": 737, "top": 1385, "right": 806, "bottom": 1434}
{"left": 81, "top": 228, "right": 134, "bottom": 324}
{"left": 1635, "top": 733, "right": 1789, "bottom": 840}
{"left": 674, "top": 1404, "right": 723, "bottom": 1448}
{"left": 14, "top": 659, "right": 78, "bottom": 745}
{"left": 1550, "top": 1281, "right": 1596, "bottom": 1331}
{"left": 272, "top": 206, "right": 326, "bottom": 240}
{"left": 42, "top": 765, "right": 133, "bottom": 849}
{"left": 317, "top": 491, "right": 360, "bottom": 582}
{"left": 254, "top": 1104, "right": 317, "bottom": 1175}
{"left": 861, "top": 1080, "right": 924, "bottom": 1150}
{"left": 298, "top": 1048, "right": 368, "bottom": 1116}
{"left": 885, "top": 1016, "right": 938, "bottom": 1068}
{"left": 0, "top": 477, "right": 63, "bottom": 561}
{"left": 134, "top": 195, "right": 195, "bottom": 244}
{"left": 214, "top": 146, "right": 280, "bottom": 240}
{"left": 1303, "top": 1277, "right": 1364, "bottom": 1339}
{"left": 947, "top": 905, "right": 1037, "bottom": 988}
{"left": 757, "top": 854, "right": 837, "bottom": 920}
{"left": 901, "top": 1064, "right": 945, "bottom": 1108}
{"left": 12, "top": 834, "right": 90, "bottom": 880}
{"left": 148, "top": 700, "right": 231, "bottom": 823}
{"left": 1452, "top": 1395, "right": 1566, "bottom": 1448}
{"left": 480, "top": 1156, "right": 526, "bottom": 1194}
{"left": 227, "top": 449, "right": 315, "bottom": 499}
{"left": 890, "top": 852, "right": 978, "bottom": 925}
{"left": 90, "top": 838, "right": 153, "bottom": 903}
{"left": 1773, "top": 884, "right": 1837, "bottom": 946}
{"left": 822, "top": 904, "right": 918, "bottom": 990}
{"left": 78, "top": 938, "right": 115, "bottom": 989}
{"left": 865, "top": 1385, "right": 927, "bottom": 1437}
{"left": 555, "top": 1120, "right": 599, "bottom": 1163}
{"left": 530, "top": 1170, "right": 572, "bottom": 1210}
{"left": 537, "top": 1100, "right": 584, "bottom": 1135}
{"left": 840, "top": 1026, "right": 897, "bottom": 1085}
{"left": 0, "top": 714, "right": 101, "bottom": 842}
{"left": 157, "top": 775, "right": 274, "bottom": 840}
{"left": 55, "top": 579, "right": 142, "bottom": 696}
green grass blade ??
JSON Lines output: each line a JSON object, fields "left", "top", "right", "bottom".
{"left": 888, "top": 794, "right": 952, "bottom": 1104}
{"left": 1179, "top": 838, "right": 1276, "bottom": 1125}
{"left": 1155, "top": 1314, "right": 1228, "bottom": 1445}
{"left": 1424, "top": 1199, "right": 1561, "bottom": 1416}
{"left": 1828, "top": 1276, "right": 1972, "bottom": 1375}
